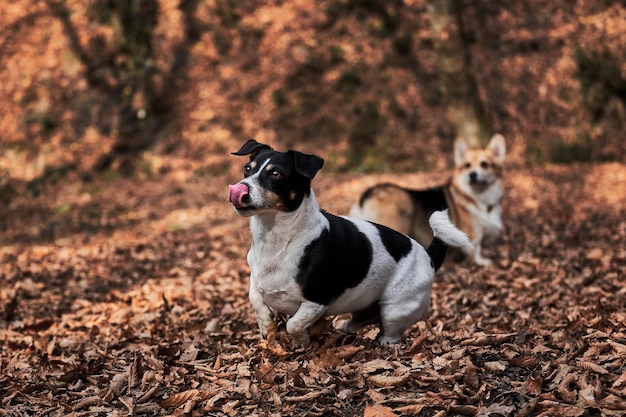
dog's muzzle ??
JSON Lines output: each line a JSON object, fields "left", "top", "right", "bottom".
{"left": 229, "top": 183, "right": 250, "bottom": 209}
{"left": 469, "top": 171, "right": 489, "bottom": 186}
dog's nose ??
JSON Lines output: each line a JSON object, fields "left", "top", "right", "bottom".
{"left": 469, "top": 171, "right": 478, "bottom": 182}
{"left": 229, "top": 183, "right": 250, "bottom": 208}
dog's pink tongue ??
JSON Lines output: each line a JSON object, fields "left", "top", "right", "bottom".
{"left": 229, "top": 183, "right": 249, "bottom": 208}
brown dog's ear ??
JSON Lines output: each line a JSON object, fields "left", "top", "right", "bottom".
{"left": 488, "top": 134, "right": 506, "bottom": 165}
{"left": 454, "top": 137, "right": 469, "bottom": 166}
{"left": 289, "top": 150, "right": 324, "bottom": 180}
{"left": 232, "top": 139, "right": 272, "bottom": 158}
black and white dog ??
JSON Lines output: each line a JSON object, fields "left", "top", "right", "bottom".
{"left": 229, "top": 139, "right": 472, "bottom": 346}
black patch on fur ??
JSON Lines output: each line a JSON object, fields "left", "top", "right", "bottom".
{"left": 296, "top": 212, "right": 373, "bottom": 305}
{"left": 373, "top": 223, "right": 412, "bottom": 262}
{"left": 359, "top": 183, "right": 447, "bottom": 215}
{"left": 410, "top": 187, "right": 467, "bottom": 263}
{"left": 426, "top": 237, "right": 448, "bottom": 271}
{"left": 409, "top": 186, "right": 448, "bottom": 212}
{"left": 358, "top": 184, "right": 378, "bottom": 207}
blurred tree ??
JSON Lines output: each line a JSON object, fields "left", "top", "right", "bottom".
{"left": 0, "top": 168, "right": 17, "bottom": 207}
{"left": 45, "top": 0, "right": 202, "bottom": 174}
{"left": 339, "top": 1, "right": 400, "bottom": 168}
{"left": 427, "top": 0, "right": 488, "bottom": 147}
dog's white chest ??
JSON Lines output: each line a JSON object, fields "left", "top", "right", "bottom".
{"left": 482, "top": 207, "right": 502, "bottom": 236}
{"left": 470, "top": 202, "right": 502, "bottom": 237}
{"left": 246, "top": 207, "right": 328, "bottom": 315}
{"left": 468, "top": 184, "right": 503, "bottom": 238}
{"left": 248, "top": 244, "right": 305, "bottom": 315}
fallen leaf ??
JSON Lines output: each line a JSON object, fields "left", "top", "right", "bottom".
{"left": 476, "top": 403, "right": 515, "bottom": 416}
{"left": 586, "top": 248, "right": 603, "bottom": 260}
{"left": 576, "top": 361, "right": 609, "bottom": 374}
{"left": 364, "top": 404, "right": 398, "bottom": 417}
{"left": 483, "top": 361, "right": 507, "bottom": 372}
{"left": 460, "top": 333, "right": 517, "bottom": 347}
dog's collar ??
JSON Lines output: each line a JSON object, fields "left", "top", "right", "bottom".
{"left": 487, "top": 197, "right": 503, "bottom": 213}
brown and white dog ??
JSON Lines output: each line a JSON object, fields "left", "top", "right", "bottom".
{"left": 350, "top": 134, "right": 506, "bottom": 266}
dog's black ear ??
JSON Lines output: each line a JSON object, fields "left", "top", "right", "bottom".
{"left": 289, "top": 150, "right": 324, "bottom": 180}
{"left": 232, "top": 139, "right": 272, "bottom": 158}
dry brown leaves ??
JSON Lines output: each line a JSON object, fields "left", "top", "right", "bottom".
{"left": 1, "top": 162, "right": 625, "bottom": 416}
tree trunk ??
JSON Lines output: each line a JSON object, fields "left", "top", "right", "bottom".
{"left": 427, "top": 0, "right": 488, "bottom": 147}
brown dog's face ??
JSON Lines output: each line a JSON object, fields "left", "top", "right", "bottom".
{"left": 454, "top": 134, "right": 506, "bottom": 188}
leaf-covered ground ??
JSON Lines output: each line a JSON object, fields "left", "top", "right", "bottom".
{"left": 1, "top": 162, "right": 626, "bottom": 416}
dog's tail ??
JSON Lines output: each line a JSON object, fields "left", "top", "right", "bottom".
{"left": 427, "top": 210, "right": 472, "bottom": 271}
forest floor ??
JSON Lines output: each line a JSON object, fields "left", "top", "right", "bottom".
{"left": 1, "top": 161, "right": 626, "bottom": 416}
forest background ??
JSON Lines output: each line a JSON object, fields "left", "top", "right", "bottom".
{"left": 1, "top": 0, "right": 625, "bottom": 184}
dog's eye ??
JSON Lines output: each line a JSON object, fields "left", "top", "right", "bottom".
{"left": 244, "top": 165, "right": 252, "bottom": 176}
{"left": 270, "top": 170, "right": 283, "bottom": 179}
{"left": 480, "top": 161, "right": 490, "bottom": 169}
{"left": 464, "top": 162, "right": 471, "bottom": 169}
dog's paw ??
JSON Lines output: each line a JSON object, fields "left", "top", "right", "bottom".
{"left": 471, "top": 249, "right": 492, "bottom": 266}
{"left": 256, "top": 318, "right": 273, "bottom": 340}
{"left": 286, "top": 321, "right": 312, "bottom": 347}
{"left": 379, "top": 335, "right": 401, "bottom": 345}
{"left": 333, "top": 316, "right": 360, "bottom": 333}
{"left": 473, "top": 254, "right": 492, "bottom": 266}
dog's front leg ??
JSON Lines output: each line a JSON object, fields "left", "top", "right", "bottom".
{"left": 472, "top": 240, "right": 492, "bottom": 266}
{"left": 286, "top": 301, "right": 327, "bottom": 347}
{"left": 248, "top": 278, "right": 273, "bottom": 339}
